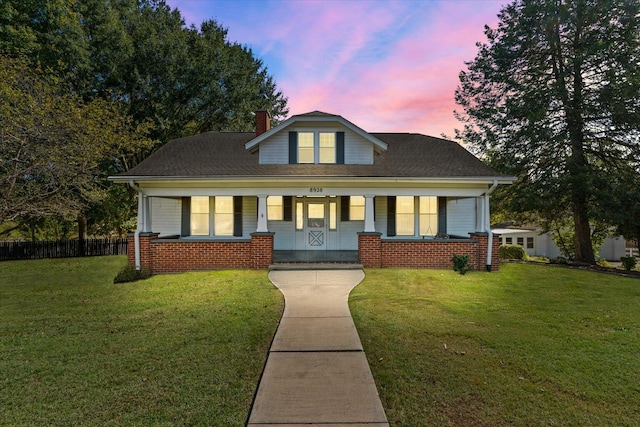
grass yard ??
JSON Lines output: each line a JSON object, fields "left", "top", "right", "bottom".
{"left": 0, "top": 257, "right": 283, "bottom": 426}
{"left": 351, "top": 264, "right": 640, "bottom": 427}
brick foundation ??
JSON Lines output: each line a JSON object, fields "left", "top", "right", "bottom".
{"left": 127, "top": 233, "right": 274, "bottom": 274}
{"left": 127, "top": 231, "right": 499, "bottom": 274}
{"left": 358, "top": 232, "right": 500, "bottom": 270}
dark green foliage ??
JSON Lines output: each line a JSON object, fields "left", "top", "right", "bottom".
{"left": 550, "top": 256, "right": 569, "bottom": 265}
{"left": 113, "top": 265, "right": 151, "bottom": 283}
{"left": 620, "top": 256, "right": 637, "bottom": 271}
{"left": 0, "top": 0, "right": 289, "bottom": 238}
{"left": 498, "top": 244, "right": 527, "bottom": 260}
{"left": 456, "top": 0, "right": 640, "bottom": 264}
{"left": 451, "top": 254, "right": 473, "bottom": 275}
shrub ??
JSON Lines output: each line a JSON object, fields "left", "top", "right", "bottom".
{"left": 550, "top": 256, "right": 569, "bottom": 265}
{"left": 620, "top": 256, "right": 637, "bottom": 271}
{"left": 114, "top": 265, "right": 151, "bottom": 283}
{"left": 451, "top": 254, "right": 473, "bottom": 275}
{"left": 499, "top": 244, "right": 528, "bottom": 260}
{"left": 596, "top": 258, "right": 611, "bottom": 268}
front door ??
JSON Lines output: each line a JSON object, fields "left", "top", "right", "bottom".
{"left": 305, "top": 201, "right": 327, "bottom": 250}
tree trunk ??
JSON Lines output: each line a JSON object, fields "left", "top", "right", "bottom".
{"left": 78, "top": 214, "right": 87, "bottom": 257}
{"left": 573, "top": 199, "right": 595, "bottom": 264}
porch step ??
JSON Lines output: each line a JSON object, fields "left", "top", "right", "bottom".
{"left": 269, "top": 263, "right": 364, "bottom": 271}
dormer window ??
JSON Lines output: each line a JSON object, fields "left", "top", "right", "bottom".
{"left": 298, "top": 132, "right": 315, "bottom": 163}
{"left": 319, "top": 132, "right": 336, "bottom": 163}
{"left": 289, "top": 131, "right": 344, "bottom": 164}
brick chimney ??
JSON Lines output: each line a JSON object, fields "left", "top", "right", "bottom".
{"left": 255, "top": 110, "right": 271, "bottom": 136}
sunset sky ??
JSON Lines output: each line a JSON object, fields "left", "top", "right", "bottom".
{"left": 164, "top": 0, "right": 507, "bottom": 138}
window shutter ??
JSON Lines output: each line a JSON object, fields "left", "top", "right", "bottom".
{"left": 336, "top": 131, "right": 345, "bottom": 164}
{"left": 181, "top": 197, "right": 191, "bottom": 237}
{"left": 438, "top": 197, "right": 447, "bottom": 235}
{"left": 283, "top": 196, "right": 293, "bottom": 221}
{"left": 387, "top": 196, "right": 396, "bottom": 237}
{"left": 340, "top": 196, "right": 350, "bottom": 221}
{"left": 288, "top": 132, "right": 297, "bottom": 164}
{"left": 233, "top": 196, "right": 243, "bottom": 237}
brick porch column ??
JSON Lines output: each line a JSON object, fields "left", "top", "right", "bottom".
{"left": 127, "top": 233, "right": 136, "bottom": 267}
{"left": 139, "top": 232, "right": 159, "bottom": 271}
{"left": 470, "top": 232, "right": 500, "bottom": 272}
{"left": 358, "top": 232, "right": 382, "bottom": 268}
{"left": 251, "top": 232, "right": 274, "bottom": 269}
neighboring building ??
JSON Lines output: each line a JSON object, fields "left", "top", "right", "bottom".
{"left": 110, "top": 111, "right": 514, "bottom": 274}
{"left": 493, "top": 226, "right": 627, "bottom": 261}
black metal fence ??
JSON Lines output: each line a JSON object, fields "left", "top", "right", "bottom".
{"left": 0, "top": 238, "right": 128, "bottom": 261}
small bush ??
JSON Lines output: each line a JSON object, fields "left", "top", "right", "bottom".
{"left": 596, "top": 258, "right": 611, "bottom": 268}
{"left": 499, "top": 244, "right": 528, "bottom": 260}
{"left": 550, "top": 256, "right": 569, "bottom": 265}
{"left": 114, "top": 265, "right": 151, "bottom": 283}
{"left": 620, "top": 256, "right": 637, "bottom": 271}
{"left": 451, "top": 254, "right": 473, "bottom": 275}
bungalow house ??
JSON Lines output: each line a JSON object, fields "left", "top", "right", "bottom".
{"left": 110, "top": 110, "right": 514, "bottom": 274}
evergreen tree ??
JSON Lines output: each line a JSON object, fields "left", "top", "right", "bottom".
{"left": 455, "top": 0, "right": 640, "bottom": 264}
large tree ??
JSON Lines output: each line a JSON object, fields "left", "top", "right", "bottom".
{"left": 0, "top": 56, "right": 152, "bottom": 226}
{"left": 0, "top": 0, "right": 288, "bottom": 238}
{"left": 455, "top": 0, "right": 640, "bottom": 264}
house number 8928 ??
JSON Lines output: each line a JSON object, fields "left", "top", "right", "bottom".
{"left": 310, "top": 187, "right": 323, "bottom": 193}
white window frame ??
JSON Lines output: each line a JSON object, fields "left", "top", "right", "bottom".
{"left": 296, "top": 130, "right": 337, "bottom": 164}
{"left": 350, "top": 196, "right": 365, "bottom": 221}
{"left": 267, "top": 196, "right": 284, "bottom": 221}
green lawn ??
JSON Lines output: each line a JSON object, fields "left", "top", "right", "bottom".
{"left": 350, "top": 265, "right": 640, "bottom": 426}
{"left": 2, "top": 259, "right": 639, "bottom": 426}
{"left": 0, "top": 257, "right": 283, "bottom": 426}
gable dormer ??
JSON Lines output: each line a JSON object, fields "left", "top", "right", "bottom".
{"left": 245, "top": 111, "right": 387, "bottom": 165}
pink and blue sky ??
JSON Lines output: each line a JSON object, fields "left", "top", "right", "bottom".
{"left": 165, "top": 0, "right": 507, "bottom": 138}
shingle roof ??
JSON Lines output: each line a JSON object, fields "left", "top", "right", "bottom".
{"left": 115, "top": 131, "right": 507, "bottom": 179}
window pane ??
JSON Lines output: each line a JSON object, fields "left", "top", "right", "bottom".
{"left": 517, "top": 237, "right": 524, "bottom": 246}
{"left": 296, "top": 202, "right": 303, "bottom": 230}
{"left": 505, "top": 237, "right": 512, "bottom": 244}
{"left": 191, "top": 214, "right": 209, "bottom": 235}
{"left": 214, "top": 196, "right": 233, "bottom": 236}
{"left": 527, "top": 237, "right": 534, "bottom": 249}
{"left": 308, "top": 203, "right": 325, "bottom": 228}
{"left": 191, "top": 196, "right": 209, "bottom": 213}
{"left": 298, "top": 132, "right": 314, "bottom": 163}
{"left": 329, "top": 202, "right": 337, "bottom": 230}
{"left": 419, "top": 196, "right": 438, "bottom": 236}
{"left": 267, "top": 196, "right": 283, "bottom": 220}
{"left": 191, "top": 196, "right": 210, "bottom": 235}
{"left": 350, "top": 196, "right": 365, "bottom": 221}
{"left": 396, "top": 196, "right": 414, "bottom": 235}
{"left": 319, "top": 132, "right": 335, "bottom": 163}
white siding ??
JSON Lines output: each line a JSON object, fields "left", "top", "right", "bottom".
{"left": 242, "top": 196, "right": 257, "bottom": 238}
{"left": 344, "top": 132, "right": 373, "bottom": 164}
{"left": 375, "top": 196, "right": 388, "bottom": 237}
{"left": 258, "top": 123, "right": 374, "bottom": 165}
{"left": 338, "top": 221, "right": 361, "bottom": 249}
{"left": 446, "top": 198, "right": 477, "bottom": 237}
{"left": 270, "top": 220, "right": 295, "bottom": 250}
{"left": 150, "top": 197, "right": 181, "bottom": 236}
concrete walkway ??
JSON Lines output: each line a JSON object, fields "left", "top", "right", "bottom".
{"left": 247, "top": 270, "right": 389, "bottom": 427}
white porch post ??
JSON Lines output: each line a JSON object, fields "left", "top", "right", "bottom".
{"left": 257, "top": 195, "right": 269, "bottom": 232}
{"left": 364, "top": 194, "right": 376, "bottom": 232}
{"left": 477, "top": 196, "right": 486, "bottom": 232}
{"left": 142, "top": 195, "right": 151, "bottom": 233}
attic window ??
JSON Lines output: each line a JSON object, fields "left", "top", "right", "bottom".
{"left": 290, "top": 131, "right": 344, "bottom": 164}
{"left": 298, "top": 132, "right": 314, "bottom": 164}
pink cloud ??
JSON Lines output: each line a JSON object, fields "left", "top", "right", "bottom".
{"left": 166, "top": 0, "right": 506, "bottom": 138}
